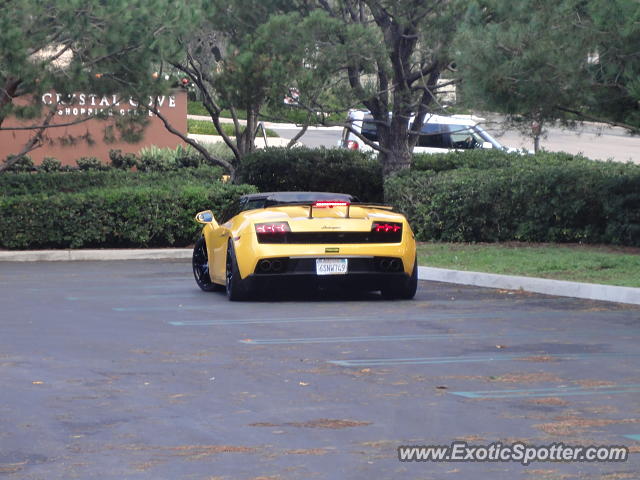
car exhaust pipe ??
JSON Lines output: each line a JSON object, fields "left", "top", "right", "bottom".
{"left": 379, "top": 259, "right": 390, "bottom": 271}
{"left": 271, "top": 259, "right": 283, "bottom": 273}
{"left": 258, "top": 259, "right": 272, "bottom": 272}
{"left": 389, "top": 259, "right": 402, "bottom": 271}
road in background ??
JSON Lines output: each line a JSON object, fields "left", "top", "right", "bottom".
{"left": 271, "top": 126, "right": 341, "bottom": 149}
{"left": 190, "top": 113, "right": 639, "bottom": 163}
{"left": 271, "top": 122, "right": 640, "bottom": 164}
{"left": 2, "top": 259, "right": 639, "bottom": 479}
{"left": 483, "top": 120, "right": 640, "bottom": 163}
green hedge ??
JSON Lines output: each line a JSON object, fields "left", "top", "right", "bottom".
{"left": 0, "top": 167, "right": 224, "bottom": 197}
{"left": 386, "top": 153, "right": 640, "bottom": 246}
{"left": 6, "top": 147, "right": 639, "bottom": 249}
{"left": 412, "top": 149, "right": 590, "bottom": 173}
{"left": 3, "top": 145, "right": 215, "bottom": 174}
{"left": 239, "top": 147, "right": 383, "bottom": 202}
{"left": 0, "top": 182, "right": 256, "bottom": 249}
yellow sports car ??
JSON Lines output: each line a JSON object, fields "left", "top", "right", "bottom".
{"left": 192, "top": 192, "right": 417, "bottom": 300}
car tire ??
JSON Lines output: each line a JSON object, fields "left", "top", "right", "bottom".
{"left": 192, "top": 236, "right": 222, "bottom": 292}
{"left": 381, "top": 257, "right": 418, "bottom": 300}
{"left": 225, "top": 241, "right": 251, "bottom": 301}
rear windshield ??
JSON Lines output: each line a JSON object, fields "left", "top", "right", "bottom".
{"left": 416, "top": 123, "right": 450, "bottom": 148}
{"left": 241, "top": 193, "right": 357, "bottom": 211}
{"left": 361, "top": 118, "right": 379, "bottom": 141}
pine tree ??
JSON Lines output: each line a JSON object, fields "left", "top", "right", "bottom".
{"left": 454, "top": 0, "right": 639, "bottom": 151}
{"left": 0, "top": 0, "right": 199, "bottom": 171}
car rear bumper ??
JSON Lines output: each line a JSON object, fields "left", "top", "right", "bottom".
{"left": 253, "top": 256, "right": 405, "bottom": 275}
{"left": 245, "top": 271, "right": 410, "bottom": 292}
{"left": 234, "top": 240, "right": 416, "bottom": 279}
{"left": 243, "top": 255, "right": 410, "bottom": 291}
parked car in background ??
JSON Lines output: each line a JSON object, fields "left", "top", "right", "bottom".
{"left": 340, "top": 109, "right": 513, "bottom": 154}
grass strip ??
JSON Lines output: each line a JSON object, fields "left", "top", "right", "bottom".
{"left": 187, "top": 101, "right": 344, "bottom": 125}
{"left": 187, "top": 119, "right": 279, "bottom": 138}
{"left": 417, "top": 242, "right": 640, "bottom": 288}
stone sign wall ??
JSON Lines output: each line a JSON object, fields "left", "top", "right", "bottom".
{"left": 0, "top": 89, "right": 187, "bottom": 166}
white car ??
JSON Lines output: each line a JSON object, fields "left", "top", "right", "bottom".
{"left": 340, "top": 110, "right": 513, "bottom": 154}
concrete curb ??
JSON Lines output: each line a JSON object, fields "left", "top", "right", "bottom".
{"left": 419, "top": 266, "right": 640, "bottom": 306}
{"left": 1, "top": 249, "right": 638, "bottom": 305}
{"left": 0, "top": 249, "right": 192, "bottom": 262}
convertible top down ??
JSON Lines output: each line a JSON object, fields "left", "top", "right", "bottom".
{"left": 192, "top": 192, "right": 418, "bottom": 300}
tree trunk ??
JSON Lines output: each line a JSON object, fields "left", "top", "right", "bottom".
{"left": 378, "top": 101, "right": 413, "bottom": 177}
{"left": 380, "top": 147, "right": 412, "bottom": 178}
{"left": 531, "top": 120, "right": 542, "bottom": 154}
{"left": 533, "top": 134, "right": 540, "bottom": 153}
{"left": 238, "top": 107, "right": 259, "bottom": 158}
{"left": 379, "top": 124, "right": 413, "bottom": 177}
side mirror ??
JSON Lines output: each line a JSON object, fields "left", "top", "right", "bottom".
{"left": 195, "top": 210, "right": 217, "bottom": 225}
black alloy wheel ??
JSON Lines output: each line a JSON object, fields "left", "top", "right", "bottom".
{"left": 381, "top": 256, "right": 418, "bottom": 300}
{"left": 225, "top": 241, "right": 250, "bottom": 301}
{"left": 192, "top": 236, "right": 221, "bottom": 292}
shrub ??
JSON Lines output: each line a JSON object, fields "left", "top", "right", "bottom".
{"left": 137, "top": 146, "right": 177, "bottom": 172}
{"left": 386, "top": 153, "right": 640, "bottom": 246}
{"left": 203, "top": 142, "right": 235, "bottom": 165}
{"left": 135, "top": 145, "right": 210, "bottom": 171}
{"left": 39, "top": 157, "right": 62, "bottom": 172}
{"left": 412, "top": 149, "right": 591, "bottom": 173}
{"left": 109, "top": 149, "right": 137, "bottom": 170}
{"left": 239, "top": 147, "right": 383, "bottom": 202}
{"left": 174, "top": 145, "right": 202, "bottom": 168}
{"left": 4, "top": 155, "right": 35, "bottom": 172}
{"left": 0, "top": 182, "right": 257, "bottom": 249}
{"left": 0, "top": 166, "right": 225, "bottom": 197}
{"left": 77, "top": 156, "right": 108, "bottom": 171}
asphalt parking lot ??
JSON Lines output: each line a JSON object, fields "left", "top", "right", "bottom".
{"left": 1, "top": 260, "right": 639, "bottom": 480}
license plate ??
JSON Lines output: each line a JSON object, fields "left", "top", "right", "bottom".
{"left": 316, "top": 258, "right": 348, "bottom": 275}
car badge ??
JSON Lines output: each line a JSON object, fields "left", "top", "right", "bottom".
{"left": 325, "top": 247, "right": 340, "bottom": 253}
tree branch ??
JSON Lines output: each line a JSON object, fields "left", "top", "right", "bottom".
{"left": 286, "top": 124, "right": 308, "bottom": 149}
{"left": 0, "top": 78, "right": 22, "bottom": 128}
{"left": 0, "top": 108, "right": 57, "bottom": 173}
{"left": 409, "top": 67, "right": 441, "bottom": 148}
{"left": 406, "top": 62, "right": 439, "bottom": 86}
{"left": 343, "top": 121, "right": 389, "bottom": 154}
{"left": 146, "top": 104, "right": 237, "bottom": 180}
{"left": 0, "top": 115, "right": 95, "bottom": 131}
{"left": 555, "top": 106, "right": 640, "bottom": 135}
{"left": 172, "top": 57, "right": 242, "bottom": 161}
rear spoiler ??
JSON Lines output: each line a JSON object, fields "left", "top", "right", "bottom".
{"left": 352, "top": 203, "right": 394, "bottom": 210}
{"left": 266, "top": 201, "right": 394, "bottom": 219}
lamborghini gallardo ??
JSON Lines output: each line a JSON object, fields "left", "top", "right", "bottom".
{"left": 192, "top": 192, "right": 417, "bottom": 300}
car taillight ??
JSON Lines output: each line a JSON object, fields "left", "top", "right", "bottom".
{"left": 255, "top": 222, "right": 290, "bottom": 234}
{"left": 372, "top": 222, "right": 402, "bottom": 233}
{"left": 346, "top": 140, "right": 359, "bottom": 150}
{"left": 255, "top": 222, "right": 290, "bottom": 244}
{"left": 313, "top": 201, "right": 350, "bottom": 208}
